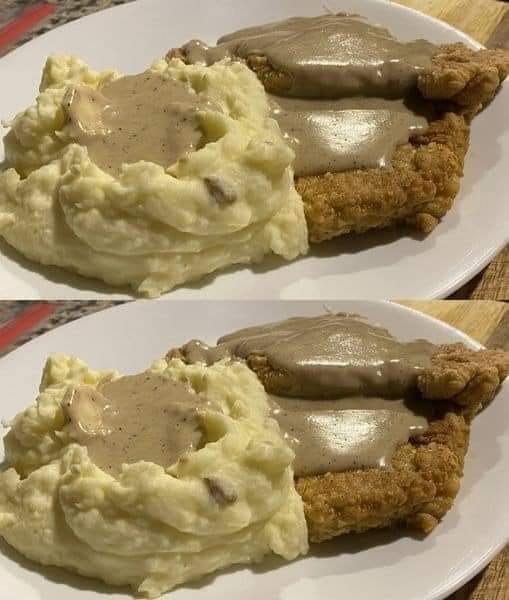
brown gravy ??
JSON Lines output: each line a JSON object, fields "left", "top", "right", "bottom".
{"left": 270, "top": 95, "right": 429, "bottom": 175}
{"left": 181, "top": 314, "right": 435, "bottom": 398}
{"left": 178, "top": 314, "right": 434, "bottom": 477}
{"left": 61, "top": 315, "right": 434, "bottom": 480}
{"left": 183, "top": 14, "right": 437, "bottom": 98}
{"left": 270, "top": 395, "right": 428, "bottom": 476}
{"left": 64, "top": 71, "right": 215, "bottom": 176}
{"left": 179, "top": 14, "right": 438, "bottom": 176}
{"left": 62, "top": 372, "right": 206, "bottom": 475}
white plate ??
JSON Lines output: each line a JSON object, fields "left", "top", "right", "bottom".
{"left": 0, "top": 299, "right": 508, "bottom": 600}
{"left": 0, "top": 0, "right": 508, "bottom": 299}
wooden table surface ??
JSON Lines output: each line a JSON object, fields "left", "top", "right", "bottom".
{"left": 401, "top": 300, "right": 509, "bottom": 599}
{"left": 396, "top": 0, "right": 509, "bottom": 301}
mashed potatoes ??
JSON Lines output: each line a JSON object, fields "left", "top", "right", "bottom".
{"left": 0, "top": 354, "right": 308, "bottom": 596}
{"left": 0, "top": 55, "right": 308, "bottom": 297}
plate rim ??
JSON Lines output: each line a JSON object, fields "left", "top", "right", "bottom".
{"left": 0, "top": 0, "right": 485, "bottom": 65}
{"left": 0, "top": 299, "right": 484, "bottom": 367}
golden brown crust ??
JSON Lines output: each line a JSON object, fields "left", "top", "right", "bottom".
{"left": 297, "top": 412, "right": 468, "bottom": 542}
{"left": 417, "top": 343, "right": 509, "bottom": 420}
{"left": 245, "top": 44, "right": 508, "bottom": 242}
{"left": 244, "top": 43, "right": 509, "bottom": 119}
{"left": 169, "top": 341, "right": 508, "bottom": 543}
{"left": 167, "top": 42, "right": 507, "bottom": 243}
{"left": 170, "top": 343, "right": 509, "bottom": 418}
{"left": 243, "top": 344, "right": 508, "bottom": 416}
{"left": 296, "top": 112, "right": 469, "bottom": 243}
{"left": 417, "top": 44, "right": 509, "bottom": 118}
{"left": 246, "top": 54, "right": 293, "bottom": 95}
{"left": 248, "top": 343, "right": 507, "bottom": 541}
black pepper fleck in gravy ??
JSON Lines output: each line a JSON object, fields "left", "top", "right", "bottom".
{"left": 62, "top": 372, "right": 208, "bottom": 475}
{"left": 64, "top": 71, "right": 218, "bottom": 176}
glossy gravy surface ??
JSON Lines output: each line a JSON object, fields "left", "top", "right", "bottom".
{"left": 270, "top": 95, "right": 428, "bottom": 175}
{"left": 183, "top": 14, "right": 437, "bottom": 98}
{"left": 179, "top": 314, "right": 434, "bottom": 476}
{"left": 64, "top": 72, "right": 213, "bottom": 175}
{"left": 63, "top": 372, "right": 206, "bottom": 475}
{"left": 182, "top": 314, "right": 435, "bottom": 398}
{"left": 270, "top": 395, "right": 428, "bottom": 476}
{"left": 179, "top": 14, "right": 438, "bottom": 176}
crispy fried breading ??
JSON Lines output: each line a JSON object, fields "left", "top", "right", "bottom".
{"left": 248, "top": 344, "right": 508, "bottom": 542}
{"left": 245, "top": 44, "right": 508, "bottom": 241}
{"left": 297, "top": 412, "right": 468, "bottom": 542}
{"left": 417, "top": 44, "right": 509, "bottom": 118}
{"left": 168, "top": 343, "right": 509, "bottom": 416}
{"left": 242, "top": 343, "right": 508, "bottom": 414}
{"left": 168, "top": 41, "right": 507, "bottom": 243}
{"left": 296, "top": 112, "right": 469, "bottom": 242}
{"left": 169, "top": 43, "right": 509, "bottom": 119}
{"left": 241, "top": 44, "right": 509, "bottom": 119}
{"left": 417, "top": 343, "right": 509, "bottom": 419}
{"left": 168, "top": 341, "right": 508, "bottom": 542}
